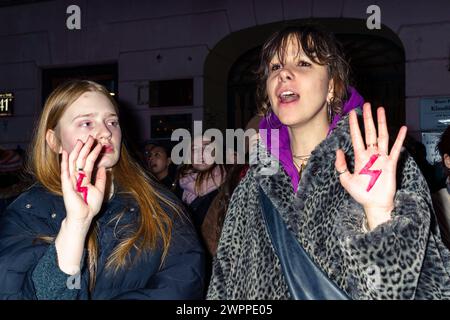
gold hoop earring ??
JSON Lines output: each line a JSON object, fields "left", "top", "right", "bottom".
{"left": 327, "top": 100, "right": 333, "bottom": 123}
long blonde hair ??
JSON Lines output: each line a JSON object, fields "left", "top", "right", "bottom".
{"left": 29, "top": 80, "right": 178, "bottom": 290}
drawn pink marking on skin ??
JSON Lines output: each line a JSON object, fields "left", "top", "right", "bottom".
{"left": 359, "top": 154, "right": 382, "bottom": 192}
{"left": 76, "top": 172, "right": 88, "bottom": 204}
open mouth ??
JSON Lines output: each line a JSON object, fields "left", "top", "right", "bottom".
{"left": 278, "top": 90, "right": 300, "bottom": 104}
{"left": 101, "top": 145, "right": 114, "bottom": 154}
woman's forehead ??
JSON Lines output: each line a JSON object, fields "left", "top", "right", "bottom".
{"left": 270, "top": 34, "right": 307, "bottom": 62}
{"left": 65, "top": 91, "right": 116, "bottom": 117}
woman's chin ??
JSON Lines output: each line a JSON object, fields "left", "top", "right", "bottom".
{"left": 276, "top": 113, "right": 301, "bottom": 126}
{"left": 272, "top": 107, "right": 299, "bottom": 125}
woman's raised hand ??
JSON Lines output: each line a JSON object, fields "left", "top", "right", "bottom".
{"left": 60, "top": 135, "right": 107, "bottom": 228}
{"left": 335, "top": 103, "right": 407, "bottom": 231}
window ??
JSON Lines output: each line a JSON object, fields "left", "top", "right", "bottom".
{"left": 148, "top": 79, "right": 193, "bottom": 107}
{"left": 41, "top": 64, "right": 118, "bottom": 104}
{"left": 151, "top": 114, "right": 192, "bottom": 139}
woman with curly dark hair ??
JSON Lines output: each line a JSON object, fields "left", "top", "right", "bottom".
{"left": 207, "top": 24, "right": 450, "bottom": 300}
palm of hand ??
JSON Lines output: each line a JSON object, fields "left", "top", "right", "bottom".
{"left": 60, "top": 137, "right": 107, "bottom": 224}
{"left": 335, "top": 103, "right": 407, "bottom": 215}
{"left": 344, "top": 152, "right": 397, "bottom": 209}
{"left": 62, "top": 175, "right": 106, "bottom": 221}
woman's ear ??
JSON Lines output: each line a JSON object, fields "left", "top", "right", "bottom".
{"left": 327, "top": 79, "right": 334, "bottom": 102}
{"left": 444, "top": 153, "right": 450, "bottom": 170}
{"left": 46, "top": 129, "right": 62, "bottom": 154}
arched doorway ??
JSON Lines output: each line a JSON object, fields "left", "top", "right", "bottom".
{"left": 204, "top": 18, "right": 405, "bottom": 132}
{"left": 339, "top": 34, "right": 405, "bottom": 129}
{"left": 227, "top": 47, "right": 260, "bottom": 129}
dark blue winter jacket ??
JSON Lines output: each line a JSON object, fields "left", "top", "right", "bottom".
{"left": 0, "top": 184, "right": 205, "bottom": 299}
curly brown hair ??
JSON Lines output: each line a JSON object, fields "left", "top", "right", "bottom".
{"left": 256, "top": 24, "right": 350, "bottom": 119}
{"left": 437, "top": 125, "right": 450, "bottom": 159}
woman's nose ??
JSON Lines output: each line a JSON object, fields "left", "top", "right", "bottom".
{"left": 96, "top": 123, "right": 112, "bottom": 140}
{"left": 279, "top": 68, "right": 293, "bottom": 81}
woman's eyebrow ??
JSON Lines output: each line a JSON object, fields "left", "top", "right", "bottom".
{"left": 71, "top": 112, "right": 118, "bottom": 122}
{"left": 72, "top": 113, "right": 96, "bottom": 122}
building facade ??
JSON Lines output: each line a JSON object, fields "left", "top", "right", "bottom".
{"left": 0, "top": 0, "right": 449, "bottom": 163}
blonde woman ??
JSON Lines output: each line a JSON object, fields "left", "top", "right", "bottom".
{"left": 0, "top": 80, "right": 205, "bottom": 299}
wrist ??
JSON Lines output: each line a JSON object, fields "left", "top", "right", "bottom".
{"left": 363, "top": 204, "right": 394, "bottom": 231}
{"left": 63, "top": 216, "right": 92, "bottom": 234}
{"left": 55, "top": 218, "right": 90, "bottom": 275}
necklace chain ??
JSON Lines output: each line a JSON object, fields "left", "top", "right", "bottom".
{"left": 293, "top": 155, "right": 311, "bottom": 160}
{"left": 292, "top": 154, "right": 311, "bottom": 162}
{"left": 293, "top": 158, "right": 308, "bottom": 166}
{"left": 292, "top": 154, "right": 311, "bottom": 178}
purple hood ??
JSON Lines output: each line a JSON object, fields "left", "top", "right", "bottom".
{"left": 259, "top": 87, "right": 364, "bottom": 192}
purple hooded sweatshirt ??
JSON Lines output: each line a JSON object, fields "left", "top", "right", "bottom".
{"left": 259, "top": 87, "right": 364, "bottom": 192}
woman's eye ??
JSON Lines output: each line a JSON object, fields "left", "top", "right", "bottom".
{"left": 108, "top": 120, "right": 119, "bottom": 127}
{"left": 80, "top": 122, "right": 92, "bottom": 128}
{"left": 270, "top": 63, "right": 282, "bottom": 72}
{"left": 298, "top": 60, "right": 311, "bottom": 67}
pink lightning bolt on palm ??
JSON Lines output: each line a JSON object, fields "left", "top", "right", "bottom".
{"left": 359, "top": 154, "right": 382, "bottom": 192}
{"left": 76, "top": 172, "right": 88, "bottom": 204}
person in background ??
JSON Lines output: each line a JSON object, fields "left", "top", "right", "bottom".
{"left": 147, "top": 143, "right": 176, "bottom": 190}
{"left": 200, "top": 116, "right": 259, "bottom": 257}
{"left": 176, "top": 135, "right": 227, "bottom": 231}
{"left": 402, "top": 134, "right": 440, "bottom": 193}
{"left": 175, "top": 135, "right": 227, "bottom": 293}
{"left": 432, "top": 125, "right": 450, "bottom": 249}
{"left": 138, "top": 141, "right": 154, "bottom": 171}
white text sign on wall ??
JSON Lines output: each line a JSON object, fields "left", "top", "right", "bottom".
{"left": 0, "top": 93, "right": 14, "bottom": 117}
{"left": 420, "top": 97, "right": 450, "bottom": 131}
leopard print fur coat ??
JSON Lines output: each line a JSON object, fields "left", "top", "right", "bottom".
{"left": 207, "top": 115, "right": 450, "bottom": 300}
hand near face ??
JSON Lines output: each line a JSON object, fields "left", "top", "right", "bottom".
{"left": 60, "top": 136, "right": 107, "bottom": 228}
{"left": 335, "top": 103, "right": 408, "bottom": 231}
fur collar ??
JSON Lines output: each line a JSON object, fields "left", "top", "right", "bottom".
{"left": 250, "top": 114, "right": 362, "bottom": 246}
